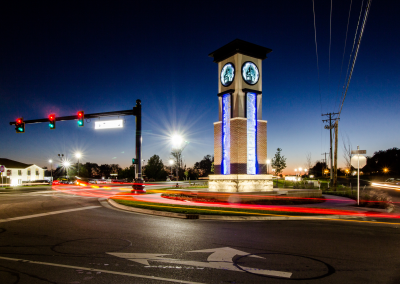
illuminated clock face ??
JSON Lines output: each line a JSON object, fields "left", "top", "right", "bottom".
{"left": 220, "top": 63, "right": 235, "bottom": 87}
{"left": 242, "top": 61, "right": 259, "bottom": 85}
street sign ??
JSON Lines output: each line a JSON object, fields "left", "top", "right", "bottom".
{"left": 7, "top": 170, "right": 11, "bottom": 176}
{"left": 0, "top": 165, "right": 4, "bottom": 172}
{"left": 351, "top": 150, "right": 366, "bottom": 154}
{"left": 351, "top": 155, "right": 367, "bottom": 168}
{"left": 95, "top": 120, "right": 123, "bottom": 129}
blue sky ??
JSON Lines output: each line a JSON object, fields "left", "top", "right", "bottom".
{"left": 1, "top": 0, "right": 399, "bottom": 174}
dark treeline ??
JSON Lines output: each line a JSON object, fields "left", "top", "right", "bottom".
{"left": 362, "top": 147, "right": 400, "bottom": 175}
{"left": 48, "top": 154, "right": 215, "bottom": 181}
{"left": 308, "top": 148, "right": 400, "bottom": 177}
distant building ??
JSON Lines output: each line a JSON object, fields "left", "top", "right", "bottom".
{"left": 0, "top": 158, "right": 45, "bottom": 186}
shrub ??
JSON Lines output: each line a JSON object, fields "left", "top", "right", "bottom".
{"left": 293, "top": 181, "right": 315, "bottom": 189}
{"left": 360, "top": 189, "right": 395, "bottom": 212}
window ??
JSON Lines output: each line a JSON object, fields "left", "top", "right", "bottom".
{"left": 18, "top": 170, "right": 22, "bottom": 176}
{"left": 28, "top": 170, "right": 31, "bottom": 175}
{"left": 36, "top": 170, "right": 39, "bottom": 176}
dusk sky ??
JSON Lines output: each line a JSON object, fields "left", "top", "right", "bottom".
{"left": 1, "top": 1, "right": 399, "bottom": 174}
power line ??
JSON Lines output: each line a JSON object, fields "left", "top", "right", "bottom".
{"left": 328, "top": 0, "right": 332, "bottom": 97}
{"left": 338, "top": 0, "right": 365, "bottom": 114}
{"left": 338, "top": 0, "right": 372, "bottom": 118}
{"left": 312, "top": 0, "right": 322, "bottom": 113}
{"left": 334, "top": 0, "right": 353, "bottom": 111}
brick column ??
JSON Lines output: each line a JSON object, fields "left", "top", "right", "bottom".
{"left": 213, "top": 122, "right": 222, "bottom": 175}
{"left": 230, "top": 118, "right": 247, "bottom": 174}
{"left": 257, "top": 120, "right": 267, "bottom": 174}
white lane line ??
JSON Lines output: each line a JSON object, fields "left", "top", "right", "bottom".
{"left": 0, "top": 206, "right": 101, "bottom": 223}
{"left": 0, "top": 256, "right": 205, "bottom": 284}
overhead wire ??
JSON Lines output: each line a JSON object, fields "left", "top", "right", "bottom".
{"left": 334, "top": 0, "right": 353, "bottom": 112}
{"left": 312, "top": 0, "right": 324, "bottom": 157}
{"left": 338, "top": 0, "right": 372, "bottom": 118}
{"left": 312, "top": 0, "right": 322, "bottom": 114}
{"left": 338, "top": 0, "right": 365, "bottom": 114}
{"left": 328, "top": 0, "right": 332, "bottom": 101}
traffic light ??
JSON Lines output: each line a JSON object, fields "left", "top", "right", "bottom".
{"left": 77, "top": 111, "right": 84, "bottom": 127}
{"left": 132, "top": 158, "right": 138, "bottom": 164}
{"left": 49, "top": 114, "right": 56, "bottom": 130}
{"left": 15, "top": 118, "right": 25, "bottom": 133}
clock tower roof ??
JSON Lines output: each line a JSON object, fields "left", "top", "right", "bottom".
{"left": 209, "top": 39, "right": 272, "bottom": 63}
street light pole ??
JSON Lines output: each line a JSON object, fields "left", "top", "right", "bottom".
{"left": 169, "top": 160, "right": 174, "bottom": 180}
{"left": 49, "top": 160, "right": 53, "bottom": 180}
{"left": 75, "top": 153, "right": 81, "bottom": 176}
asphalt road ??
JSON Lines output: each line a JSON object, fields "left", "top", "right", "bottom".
{"left": 0, "top": 186, "right": 400, "bottom": 283}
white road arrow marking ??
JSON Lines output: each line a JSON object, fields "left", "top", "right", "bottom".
{"left": 107, "top": 247, "right": 292, "bottom": 278}
{"left": 189, "top": 247, "right": 264, "bottom": 262}
{"left": 107, "top": 253, "right": 176, "bottom": 265}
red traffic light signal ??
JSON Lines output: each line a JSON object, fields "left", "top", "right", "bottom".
{"left": 49, "top": 114, "right": 56, "bottom": 129}
{"left": 15, "top": 117, "right": 25, "bottom": 133}
{"left": 77, "top": 111, "right": 84, "bottom": 127}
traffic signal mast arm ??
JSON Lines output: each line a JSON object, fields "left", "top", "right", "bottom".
{"left": 9, "top": 109, "right": 136, "bottom": 125}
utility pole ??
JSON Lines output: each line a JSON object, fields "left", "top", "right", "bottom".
{"left": 334, "top": 120, "right": 339, "bottom": 188}
{"left": 321, "top": 152, "right": 329, "bottom": 176}
{"left": 322, "top": 112, "right": 339, "bottom": 184}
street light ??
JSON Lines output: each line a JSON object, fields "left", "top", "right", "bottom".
{"left": 171, "top": 134, "right": 184, "bottom": 149}
{"left": 266, "top": 159, "right": 271, "bottom": 174}
{"left": 63, "top": 161, "right": 71, "bottom": 178}
{"left": 169, "top": 160, "right": 174, "bottom": 180}
{"left": 170, "top": 134, "right": 187, "bottom": 181}
{"left": 49, "top": 160, "right": 53, "bottom": 180}
{"left": 75, "top": 152, "right": 81, "bottom": 176}
{"left": 294, "top": 169, "right": 297, "bottom": 176}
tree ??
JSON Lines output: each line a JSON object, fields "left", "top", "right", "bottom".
{"left": 305, "top": 152, "right": 312, "bottom": 171}
{"left": 145, "top": 155, "right": 167, "bottom": 180}
{"left": 311, "top": 161, "right": 327, "bottom": 177}
{"left": 194, "top": 155, "right": 213, "bottom": 177}
{"left": 118, "top": 165, "right": 136, "bottom": 181}
{"left": 171, "top": 149, "right": 184, "bottom": 180}
{"left": 271, "top": 148, "right": 287, "bottom": 175}
{"left": 362, "top": 147, "right": 400, "bottom": 175}
{"left": 99, "top": 164, "right": 112, "bottom": 178}
{"left": 342, "top": 134, "right": 352, "bottom": 171}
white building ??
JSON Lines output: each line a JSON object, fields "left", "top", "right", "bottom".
{"left": 0, "top": 158, "right": 45, "bottom": 186}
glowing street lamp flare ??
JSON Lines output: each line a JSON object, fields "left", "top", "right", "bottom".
{"left": 171, "top": 134, "right": 185, "bottom": 149}
{"left": 75, "top": 153, "right": 81, "bottom": 158}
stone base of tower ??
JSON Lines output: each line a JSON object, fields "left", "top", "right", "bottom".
{"left": 208, "top": 174, "right": 273, "bottom": 192}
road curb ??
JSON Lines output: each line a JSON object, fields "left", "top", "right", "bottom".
{"left": 107, "top": 198, "right": 364, "bottom": 221}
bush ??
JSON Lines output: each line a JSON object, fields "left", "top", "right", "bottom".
{"left": 293, "top": 181, "right": 315, "bottom": 189}
{"left": 360, "top": 189, "right": 395, "bottom": 212}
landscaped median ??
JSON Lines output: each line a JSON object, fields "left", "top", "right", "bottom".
{"left": 107, "top": 195, "right": 367, "bottom": 221}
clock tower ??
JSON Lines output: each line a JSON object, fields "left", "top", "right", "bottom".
{"left": 208, "top": 39, "right": 274, "bottom": 192}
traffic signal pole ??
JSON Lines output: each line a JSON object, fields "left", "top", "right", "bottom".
{"left": 134, "top": 100, "right": 142, "bottom": 182}
{"left": 9, "top": 104, "right": 143, "bottom": 183}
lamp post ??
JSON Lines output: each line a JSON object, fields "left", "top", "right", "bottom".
{"left": 305, "top": 169, "right": 308, "bottom": 176}
{"left": 63, "top": 161, "right": 71, "bottom": 178}
{"left": 75, "top": 152, "right": 81, "bottom": 176}
{"left": 58, "top": 154, "right": 64, "bottom": 176}
{"left": 299, "top": 167, "right": 302, "bottom": 177}
{"left": 49, "top": 160, "right": 53, "bottom": 180}
{"left": 169, "top": 159, "right": 174, "bottom": 180}
{"left": 294, "top": 169, "right": 297, "bottom": 177}
{"left": 171, "top": 134, "right": 187, "bottom": 182}
{"left": 266, "top": 159, "right": 271, "bottom": 174}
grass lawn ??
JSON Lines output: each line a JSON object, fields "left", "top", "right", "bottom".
{"left": 111, "top": 198, "right": 327, "bottom": 217}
